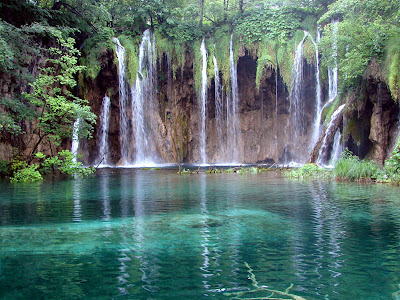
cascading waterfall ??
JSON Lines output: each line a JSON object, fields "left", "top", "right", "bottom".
{"left": 131, "top": 29, "right": 158, "bottom": 166}
{"left": 328, "top": 19, "right": 339, "bottom": 104}
{"left": 275, "top": 58, "right": 279, "bottom": 151}
{"left": 309, "top": 30, "right": 323, "bottom": 148}
{"left": 227, "top": 34, "right": 241, "bottom": 163}
{"left": 317, "top": 104, "right": 346, "bottom": 165}
{"left": 213, "top": 49, "right": 224, "bottom": 160}
{"left": 199, "top": 39, "right": 208, "bottom": 164}
{"left": 285, "top": 32, "right": 308, "bottom": 163}
{"left": 97, "top": 94, "right": 111, "bottom": 166}
{"left": 112, "top": 37, "right": 130, "bottom": 163}
{"left": 289, "top": 32, "right": 307, "bottom": 136}
{"left": 71, "top": 118, "right": 81, "bottom": 163}
{"left": 330, "top": 130, "right": 343, "bottom": 164}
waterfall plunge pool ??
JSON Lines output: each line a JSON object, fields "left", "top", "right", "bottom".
{"left": 1, "top": 169, "right": 400, "bottom": 299}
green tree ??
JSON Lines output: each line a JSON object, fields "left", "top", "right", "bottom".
{"left": 24, "top": 26, "right": 96, "bottom": 157}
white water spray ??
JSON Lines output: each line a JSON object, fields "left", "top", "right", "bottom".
{"left": 213, "top": 49, "right": 224, "bottom": 159}
{"left": 308, "top": 30, "right": 323, "bottom": 149}
{"left": 97, "top": 94, "right": 111, "bottom": 166}
{"left": 227, "top": 34, "right": 241, "bottom": 163}
{"left": 317, "top": 104, "right": 345, "bottom": 165}
{"left": 71, "top": 118, "right": 81, "bottom": 163}
{"left": 112, "top": 37, "right": 130, "bottom": 162}
{"left": 131, "top": 29, "right": 158, "bottom": 166}
{"left": 199, "top": 38, "right": 208, "bottom": 164}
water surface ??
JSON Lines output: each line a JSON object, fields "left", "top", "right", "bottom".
{"left": 1, "top": 169, "right": 400, "bottom": 299}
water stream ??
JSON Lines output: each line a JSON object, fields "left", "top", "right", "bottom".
{"left": 317, "top": 104, "right": 346, "bottom": 165}
{"left": 309, "top": 30, "right": 323, "bottom": 149}
{"left": 199, "top": 39, "right": 208, "bottom": 164}
{"left": 71, "top": 118, "right": 81, "bottom": 163}
{"left": 113, "top": 37, "right": 130, "bottom": 163}
{"left": 131, "top": 29, "right": 158, "bottom": 166}
{"left": 227, "top": 34, "right": 241, "bottom": 163}
{"left": 213, "top": 50, "right": 224, "bottom": 160}
{"left": 97, "top": 94, "right": 111, "bottom": 166}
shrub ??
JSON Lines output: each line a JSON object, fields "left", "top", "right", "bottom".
{"left": 10, "top": 163, "right": 42, "bottom": 183}
{"left": 334, "top": 149, "right": 379, "bottom": 181}
{"left": 286, "top": 163, "right": 333, "bottom": 180}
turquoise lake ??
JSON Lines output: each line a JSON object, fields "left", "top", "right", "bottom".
{"left": 1, "top": 168, "right": 400, "bottom": 299}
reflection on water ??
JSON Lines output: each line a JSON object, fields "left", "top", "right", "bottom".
{"left": 72, "top": 179, "right": 82, "bottom": 222}
{"left": 1, "top": 170, "right": 400, "bottom": 299}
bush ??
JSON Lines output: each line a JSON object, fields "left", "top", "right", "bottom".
{"left": 334, "top": 149, "right": 379, "bottom": 181}
{"left": 10, "top": 150, "right": 95, "bottom": 183}
{"left": 0, "top": 160, "right": 10, "bottom": 176}
{"left": 286, "top": 163, "right": 333, "bottom": 180}
{"left": 10, "top": 163, "right": 42, "bottom": 183}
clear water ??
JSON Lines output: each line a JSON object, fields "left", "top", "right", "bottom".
{"left": 1, "top": 170, "right": 400, "bottom": 299}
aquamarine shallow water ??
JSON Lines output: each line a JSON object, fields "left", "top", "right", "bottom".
{"left": 1, "top": 169, "right": 400, "bottom": 299}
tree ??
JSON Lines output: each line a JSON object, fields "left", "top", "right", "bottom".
{"left": 24, "top": 26, "right": 96, "bottom": 157}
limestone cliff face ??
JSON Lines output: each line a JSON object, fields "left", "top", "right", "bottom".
{"left": 308, "top": 63, "right": 399, "bottom": 165}
{"left": 2, "top": 43, "right": 397, "bottom": 165}
{"left": 82, "top": 47, "right": 322, "bottom": 165}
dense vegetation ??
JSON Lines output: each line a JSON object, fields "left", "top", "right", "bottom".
{"left": 286, "top": 145, "right": 400, "bottom": 184}
{"left": 0, "top": 0, "right": 400, "bottom": 181}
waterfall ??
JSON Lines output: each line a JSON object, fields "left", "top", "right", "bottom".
{"left": 328, "top": 19, "right": 339, "bottom": 103}
{"left": 97, "top": 94, "right": 111, "bottom": 166}
{"left": 284, "top": 32, "right": 308, "bottom": 163}
{"left": 213, "top": 50, "right": 224, "bottom": 160}
{"left": 131, "top": 29, "right": 158, "bottom": 166}
{"left": 289, "top": 32, "right": 307, "bottom": 139}
{"left": 199, "top": 38, "right": 208, "bottom": 164}
{"left": 112, "top": 37, "right": 130, "bottom": 163}
{"left": 330, "top": 130, "right": 343, "bottom": 164}
{"left": 275, "top": 60, "right": 279, "bottom": 152}
{"left": 309, "top": 30, "right": 323, "bottom": 149}
{"left": 317, "top": 104, "right": 346, "bottom": 165}
{"left": 227, "top": 34, "right": 241, "bottom": 163}
{"left": 71, "top": 118, "right": 81, "bottom": 163}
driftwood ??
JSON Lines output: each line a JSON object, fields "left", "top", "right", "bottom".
{"left": 225, "top": 262, "right": 307, "bottom": 300}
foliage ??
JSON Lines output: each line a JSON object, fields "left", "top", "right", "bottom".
{"left": 24, "top": 28, "right": 96, "bottom": 149}
{"left": 334, "top": 148, "right": 379, "bottom": 181}
{"left": 286, "top": 163, "right": 333, "bottom": 179}
{"left": 10, "top": 150, "right": 95, "bottom": 183}
{"left": 385, "top": 33, "right": 400, "bottom": 101}
{"left": 213, "top": 25, "right": 231, "bottom": 87}
{"left": 42, "top": 150, "right": 95, "bottom": 178}
{"left": 0, "top": 160, "right": 11, "bottom": 177}
{"left": 319, "top": 0, "right": 400, "bottom": 90}
{"left": 117, "top": 34, "right": 140, "bottom": 85}
{"left": 232, "top": 6, "right": 302, "bottom": 45}
{"left": 80, "top": 28, "right": 114, "bottom": 80}
{"left": 10, "top": 163, "right": 43, "bottom": 183}
{"left": 380, "top": 140, "right": 400, "bottom": 182}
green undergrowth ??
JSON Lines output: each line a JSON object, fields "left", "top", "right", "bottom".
{"left": 117, "top": 35, "right": 140, "bottom": 85}
{"left": 286, "top": 163, "right": 334, "bottom": 180}
{"left": 9, "top": 150, "right": 95, "bottom": 183}
{"left": 334, "top": 149, "right": 378, "bottom": 181}
{"left": 286, "top": 145, "right": 400, "bottom": 184}
{"left": 80, "top": 28, "right": 114, "bottom": 80}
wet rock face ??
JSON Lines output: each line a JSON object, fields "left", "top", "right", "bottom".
{"left": 80, "top": 49, "right": 120, "bottom": 165}
{"left": 366, "top": 79, "right": 399, "bottom": 163}
{"left": 77, "top": 49, "right": 399, "bottom": 166}
{"left": 82, "top": 50, "right": 320, "bottom": 165}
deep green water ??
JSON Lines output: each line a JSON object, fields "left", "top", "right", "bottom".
{"left": 1, "top": 169, "right": 400, "bottom": 299}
